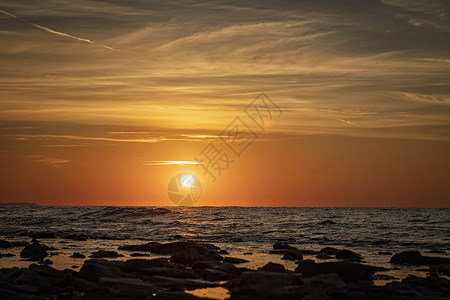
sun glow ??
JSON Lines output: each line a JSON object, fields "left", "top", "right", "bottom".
{"left": 181, "top": 174, "right": 194, "bottom": 187}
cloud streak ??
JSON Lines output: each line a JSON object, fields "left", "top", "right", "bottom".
{"left": 0, "top": 8, "right": 117, "bottom": 50}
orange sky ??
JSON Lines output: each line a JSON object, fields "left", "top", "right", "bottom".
{"left": 0, "top": 1, "right": 449, "bottom": 207}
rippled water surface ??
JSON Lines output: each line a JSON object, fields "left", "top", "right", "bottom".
{"left": 0, "top": 206, "right": 449, "bottom": 277}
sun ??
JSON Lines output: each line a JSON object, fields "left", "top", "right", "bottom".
{"left": 180, "top": 174, "right": 194, "bottom": 187}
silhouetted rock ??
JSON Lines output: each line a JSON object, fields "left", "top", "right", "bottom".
{"left": 70, "top": 252, "right": 86, "bottom": 258}
{"left": 141, "top": 275, "right": 218, "bottom": 290}
{"left": 20, "top": 240, "right": 48, "bottom": 261}
{"left": 202, "top": 249, "right": 223, "bottom": 261}
{"left": 192, "top": 261, "right": 237, "bottom": 274}
{"left": 377, "top": 251, "right": 392, "bottom": 255}
{"left": 223, "top": 257, "right": 249, "bottom": 264}
{"left": 258, "top": 262, "right": 286, "bottom": 272}
{"left": 336, "top": 249, "right": 363, "bottom": 262}
{"left": 0, "top": 239, "right": 13, "bottom": 248}
{"left": 219, "top": 249, "right": 229, "bottom": 254}
{"left": 0, "top": 253, "right": 15, "bottom": 258}
{"left": 90, "top": 250, "right": 124, "bottom": 258}
{"left": 31, "top": 231, "right": 56, "bottom": 239}
{"left": 227, "top": 271, "right": 302, "bottom": 298}
{"left": 141, "top": 267, "right": 200, "bottom": 279}
{"left": 121, "top": 258, "right": 173, "bottom": 273}
{"left": 273, "top": 243, "right": 297, "bottom": 250}
{"left": 390, "top": 251, "right": 450, "bottom": 266}
{"left": 170, "top": 248, "right": 202, "bottom": 264}
{"left": 282, "top": 249, "right": 303, "bottom": 260}
{"left": 78, "top": 259, "right": 124, "bottom": 282}
{"left": 295, "top": 260, "right": 377, "bottom": 281}
{"left": 99, "top": 277, "right": 155, "bottom": 297}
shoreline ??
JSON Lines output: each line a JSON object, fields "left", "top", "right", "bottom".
{"left": 1, "top": 236, "right": 450, "bottom": 299}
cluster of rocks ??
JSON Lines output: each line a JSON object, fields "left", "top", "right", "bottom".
{"left": 1, "top": 239, "right": 450, "bottom": 299}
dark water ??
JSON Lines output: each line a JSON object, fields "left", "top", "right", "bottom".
{"left": 1, "top": 206, "right": 449, "bottom": 253}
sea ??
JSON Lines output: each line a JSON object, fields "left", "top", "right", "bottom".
{"left": 0, "top": 206, "right": 449, "bottom": 285}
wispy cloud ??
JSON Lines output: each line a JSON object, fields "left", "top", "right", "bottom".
{"left": 0, "top": 9, "right": 118, "bottom": 50}
{"left": 336, "top": 118, "right": 361, "bottom": 127}
{"left": 27, "top": 154, "right": 71, "bottom": 167}
{"left": 144, "top": 161, "right": 202, "bottom": 166}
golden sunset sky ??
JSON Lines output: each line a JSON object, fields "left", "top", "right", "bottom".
{"left": 1, "top": 0, "right": 449, "bottom": 206}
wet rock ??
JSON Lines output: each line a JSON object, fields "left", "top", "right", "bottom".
{"left": 0, "top": 253, "right": 15, "bottom": 258}
{"left": 90, "top": 250, "right": 124, "bottom": 258}
{"left": 78, "top": 259, "right": 124, "bottom": 282}
{"left": 121, "top": 258, "right": 173, "bottom": 273}
{"left": 335, "top": 249, "right": 363, "bottom": 262}
{"left": 141, "top": 275, "right": 218, "bottom": 290}
{"left": 258, "top": 262, "right": 286, "bottom": 273}
{"left": 194, "top": 268, "right": 235, "bottom": 281}
{"left": 30, "top": 232, "right": 56, "bottom": 239}
{"left": 295, "top": 260, "right": 377, "bottom": 281}
{"left": 223, "top": 257, "right": 249, "bottom": 264}
{"left": 389, "top": 251, "right": 450, "bottom": 266}
{"left": 99, "top": 277, "right": 154, "bottom": 297}
{"left": 0, "top": 239, "right": 13, "bottom": 248}
{"left": 20, "top": 240, "right": 48, "bottom": 261}
{"left": 227, "top": 271, "right": 302, "bottom": 298}
{"left": 377, "top": 251, "right": 393, "bottom": 255}
{"left": 432, "top": 264, "right": 450, "bottom": 276}
{"left": 192, "top": 261, "right": 237, "bottom": 274}
{"left": 70, "top": 252, "right": 86, "bottom": 258}
{"left": 282, "top": 249, "right": 303, "bottom": 261}
{"left": 218, "top": 249, "right": 229, "bottom": 255}
{"left": 372, "top": 274, "right": 398, "bottom": 281}
{"left": 318, "top": 220, "right": 337, "bottom": 225}
{"left": 273, "top": 243, "right": 297, "bottom": 250}
{"left": 141, "top": 267, "right": 200, "bottom": 279}
{"left": 43, "top": 259, "right": 53, "bottom": 265}
{"left": 243, "top": 252, "right": 253, "bottom": 255}
{"left": 172, "top": 235, "right": 186, "bottom": 240}
{"left": 70, "top": 276, "right": 97, "bottom": 291}
{"left": 170, "top": 248, "right": 202, "bottom": 265}
{"left": 202, "top": 249, "right": 223, "bottom": 261}
{"left": 300, "top": 249, "right": 319, "bottom": 255}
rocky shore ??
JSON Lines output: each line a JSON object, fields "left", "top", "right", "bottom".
{"left": 1, "top": 237, "right": 450, "bottom": 299}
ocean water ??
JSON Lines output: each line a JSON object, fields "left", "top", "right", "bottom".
{"left": 0, "top": 206, "right": 449, "bottom": 282}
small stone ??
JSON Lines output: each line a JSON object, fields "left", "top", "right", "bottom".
{"left": 70, "top": 252, "right": 86, "bottom": 258}
{"left": 223, "top": 257, "right": 249, "bottom": 264}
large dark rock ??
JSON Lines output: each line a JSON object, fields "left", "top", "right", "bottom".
{"left": 78, "top": 259, "right": 124, "bottom": 282}
{"left": 282, "top": 249, "right": 303, "bottom": 261}
{"left": 99, "top": 277, "right": 155, "bottom": 297}
{"left": 90, "top": 250, "right": 124, "bottom": 258}
{"left": 295, "top": 260, "right": 377, "bottom": 281}
{"left": 191, "top": 261, "right": 237, "bottom": 274}
{"left": 258, "top": 262, "right": 286, "bottom": 273}
{"left": 141, "top": 267, "right": 200, "bottom": 279}
{"left": 0, "top": 239, "right": 13, "bottom": 248}
{"left": 70, "top": 252, "right": 86, "bottom": 259}
{"left": 227, "top": 271, "right": 302, "bottom": 298}
{"left": 273, "top": 243, "right": 297, "bottom": 250}
{"left": 121, "top": 258, "right": 173, "bottom": 273}
{"left": 141, "top": 275, "right": 218, "bottom": 290}
{"left": 170, "top": 248, "right": 202, "bottom": 265}
{"left": 201, "top": 250, "right": 223, "bottom": 261}
{"left": 223, "top": 257, "right": 249, "bottom": 264}
{"left": 335, "top": 249, "right": 363, "bottom": 262}
{"left": 390, "top": 251, "right": 450, "bottom": 266}
{"left": 20, "top": 240, "right": 48, "bottom": 261}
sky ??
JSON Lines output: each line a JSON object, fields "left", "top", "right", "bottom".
{"left": 0, "top": 0, "right": 449, "bottom": 207}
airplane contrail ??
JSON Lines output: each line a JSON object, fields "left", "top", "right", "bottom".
{"left": 0, "top": 9, "right": 117, "bottom": 50}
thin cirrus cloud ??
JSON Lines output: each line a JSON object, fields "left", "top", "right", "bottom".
{"left": 0, "top": 9, "right": 117, "bottom": 50}
{"left": 143, "top": 161, "right": 202, "bottom": 166}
